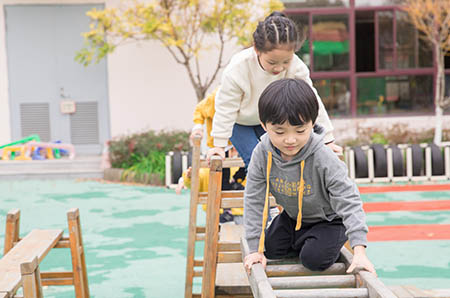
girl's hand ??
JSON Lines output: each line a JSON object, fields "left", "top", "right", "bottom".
{"left": 189, "top": 129, "right": 203, "bottom": 145}
{"left": 346, "top": 246, "right": 377, "bottom": 276}
{"left": 244, "top": 252, "right": 267, "bottom": 275}
{"left": 206, "top": 147, "right": 225, "bottom": 163}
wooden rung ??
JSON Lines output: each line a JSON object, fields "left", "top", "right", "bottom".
{"left": 200, "top": 158, "right": 245, "bottom": 168}
{"left": 54, "top": 237, "right": 70, "bottom": 248}
{"left": 199, "top": 191, "right": 244, "bottom": 198}
{"left": 273, "top": 288, "right": 369, "bottom": 298}
{"left": 218, "top": 241, "right": 241, "bottom": 251}
{"left": 269, "top": 275, "right": 355, "bottom": 289}
{"left": 217, "top": 251, "right": 242, "bottom": 263}
{"left": 41, "top": 271, "right": 74, "bottom": 286}
{"left": 199, "top": 196, "right": 278, "bottom": 208}
{"left": 196, "top": 226, "right": 205, "bottom": 233}
{"left": 193, "top": 269, "right": 203, "bottom": 277}
{"left": 266, "top": 263, "right": 347, "bottom": 277}
{"left": 193, "top": 259, "right": 203, "bottom": 267}
{"left": 195, "top": 233, "right": 205, "bottom": 241}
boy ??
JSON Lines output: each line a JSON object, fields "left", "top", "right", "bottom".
{"left": 243, "top": 78, "right": 376, "bottom": 275}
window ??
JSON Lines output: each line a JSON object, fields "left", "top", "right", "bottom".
{"left": 291, "top": 14, "right": 310, "bottom": 67}
{"left": 284, "top": 0, "right": 349, "bottom": 9}
{"left": 312, "top": 14, "right": 349, "bottom": 71}
{"left": 378, "top": 11, "right": 394, "bottom": 69}
{"left": 396, "top": 11, "right": 432, "bottom": 69}
{"left": 357, "top": 75, "right": 433, "bottom": 115}
{"left": 313, "top": 78, "right": 351, "bottom": 117}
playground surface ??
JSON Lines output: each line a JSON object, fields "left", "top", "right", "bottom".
{"left": 0, "top": 180, "right": 449, "bottom": 297}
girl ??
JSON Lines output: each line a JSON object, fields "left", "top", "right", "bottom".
{"left": 207, "top": 11, "right": 339, "bottom": 167}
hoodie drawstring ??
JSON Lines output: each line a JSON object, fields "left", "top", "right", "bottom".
{"left": 258, "top": 151, "right": 272, "bottom": 253}
{"left": 295, "top": 160, "right": 305, "bottom": 230}
{"left": 258, "top": 153, "right": 306, "bottom": 253}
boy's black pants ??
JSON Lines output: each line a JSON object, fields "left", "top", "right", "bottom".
{"left": 264, "top": 210, "right": 348, "bottom": 271}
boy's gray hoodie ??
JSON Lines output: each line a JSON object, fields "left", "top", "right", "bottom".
{"left": 244, "top": 125, "right": 368, "bottom": 253}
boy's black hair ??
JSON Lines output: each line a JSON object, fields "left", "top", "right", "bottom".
{"left": 253, "top": 11, "right": 305, "bottom": 53}
{"left": 259, "top": 78, "right": 318, "bottom": 126}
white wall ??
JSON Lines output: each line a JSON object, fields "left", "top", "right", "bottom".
{"left": 106, "top": 40, "right": 225, "bottom": 138}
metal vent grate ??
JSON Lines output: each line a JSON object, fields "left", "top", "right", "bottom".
{"left": 70, "top": 101, "right": 99, "bottom": 145}
{"left": 20, "top": 103, "right": 51, "bottom": 141}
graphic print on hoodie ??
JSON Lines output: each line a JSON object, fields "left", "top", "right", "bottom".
{"left": 243, "top": 125, "right": 368, "bottom": 253}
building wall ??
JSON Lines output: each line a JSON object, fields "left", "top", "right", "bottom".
{"left": 0, "top": 0, "right": 231, "bottom": 145}
{"left": 0, "top": 0, "right": 448, "bottom": 147}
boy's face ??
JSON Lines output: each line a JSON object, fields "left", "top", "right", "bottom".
{"left": 262, "top": 120, "right": 313, "bottom": 161}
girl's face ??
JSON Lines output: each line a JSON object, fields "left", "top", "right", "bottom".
{"left": 256, "top": 46, "right": 295, "bottom": 75}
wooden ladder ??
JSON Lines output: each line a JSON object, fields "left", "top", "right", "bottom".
{"left": 184, "top": 136, "right": 249, "bottom": 298}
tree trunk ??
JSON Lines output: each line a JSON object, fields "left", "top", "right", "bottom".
{"left": 433, "top": 45, "right": 445, "bottom": 145}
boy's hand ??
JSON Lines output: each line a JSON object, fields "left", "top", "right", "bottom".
{"left": 327, "top": 142, "right": 343, "bottom": 156}
{"left": 346, "top": 246, "right": 377, "bottom": 276}
{"left": 244, "top": 252, "right": 266, "bottom": 275}
{"left": 206, "top": 147, "right": 225, "bottom": 163}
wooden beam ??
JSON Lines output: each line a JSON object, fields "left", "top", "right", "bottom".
{"left": 185, "top": 135, "right": 202, "bottom": 298}
{"left": 201, "top": 156, "right": 223, "bottom": 298}
{"left": 240, "top": 237, "right": 276, "bottom": 298}
{"left": 200, "top": 158, "right": 245, "bottom": 168}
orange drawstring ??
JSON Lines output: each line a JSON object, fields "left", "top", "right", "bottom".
{"left": 295, "top": 160, "right": 305, "bottom": 230}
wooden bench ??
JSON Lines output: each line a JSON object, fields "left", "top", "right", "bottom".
{"left": 1, "top": 208, "right": 89, "bottom": 298}
{"left": 0, "top": 229, "right": 61, "bottom": 296}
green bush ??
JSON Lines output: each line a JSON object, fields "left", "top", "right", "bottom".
{"left": 109, "top": 130, "right": 190, "bottom": 178}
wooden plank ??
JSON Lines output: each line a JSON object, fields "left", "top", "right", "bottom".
{"left": 0, "top": 229, "right": 62, "bottom": 294}
{"left": 240, "top": 237, "right": 276, "bottom": 298}
{"left": 185, "top": 135, "right": 202, "bottom": 298}
{"left": 217, "top": 252, "right": 242, "bottom": 263}
{"left": 215, "top": 263, "right": 251, "bottom": 295}
{"left": 268, "top": 275, "right": 356, "bottom": 289}
{"left": 220, "top": 223, "right": 244, "bottom": 242}
{"left": 389, "top": 286, "right": 416, "bottom": 298}
{"left": 266, "top": 263, "right": 347, "bottom": 277}
{"left": 358, "top": 271, "right": 397, "bottom": 298}
{"left": 218, "top": 242, "right": 240, "bottom": 252}
{"left": 402, "top": 285, "right": 430, "bottom": 298}
{"left": 273, "top": 288, "right": 369, "bottom": 298}
{"left": 201, "top": 156, "right": 223, "bottom": 298}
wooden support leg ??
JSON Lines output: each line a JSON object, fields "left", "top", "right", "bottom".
{"left": 4, "top": 209, "right": 20, "bottom": 256}
{"left": 67, "top": 208, "right": 90, "bottom": 298}
{"left": 201, "top": 156, "right": 223, "bottom": 298}
{"left": 20, "top": 256, "right": 44, "bottom": 298}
